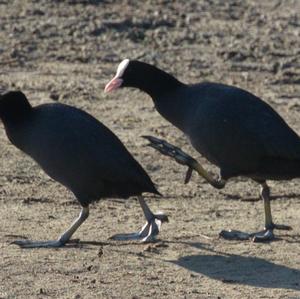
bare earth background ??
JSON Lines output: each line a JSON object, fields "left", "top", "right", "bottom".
{"left": 0, "top": 0, "right": 300, "bottom": 298}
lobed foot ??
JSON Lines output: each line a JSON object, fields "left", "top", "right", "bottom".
{"left": 110, "top": 212, "right": 168, "bottom": 243}
{"left": 219, "top": 223, "right": 291, "bottom": 242}
{"left": 12, "top": 239, "right": 65, "bottom": 248}
{"left": 143, "top": 135, "right": 196, "bottom": 166}
{"left": 219, "top": 229, "right": 275, "bottom": 242}
{"left": 251, "top": 229, "right": 274, "bottom": 242}
{"left": 142, "top": 135, "right": 225, "bottom": 189}
{"left": 143, "top": 135, "right": 196, "bottom": 184}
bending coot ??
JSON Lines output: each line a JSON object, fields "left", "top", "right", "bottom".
{"left": 105, "top": 59, "right": 299, "bottom": 242}
{"left": 0, "top": 91, "right": 168, "bottom": 248}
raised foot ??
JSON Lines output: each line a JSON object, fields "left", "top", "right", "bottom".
{"left": 142, "top": 135, "right": 225, "bottom": 189}
{"left": 12, "top": 239, "right": 65, "bottom": 248}
{"left": 143, "top": 135, "right": 198, "bottom": 184}
{"left": 143, "top": 135, "right": 196, "bottom": 166}
{"left": 110, "top": 212, "right": 168, "bottom": 243}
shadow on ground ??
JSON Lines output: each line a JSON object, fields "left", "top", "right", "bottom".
{"left": 171, "top": 251, "right": 300, "bottom": 290}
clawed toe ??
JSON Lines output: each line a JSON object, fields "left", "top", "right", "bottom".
{"left": 153, "top": 212, "right": 169, "bottom": 223}
{"left": 219, "top": 220, "right": 292, "bottom": 243}
{"left": 219, "top": 229, "right": 275, "bottom": 242}
{"left": 251, "top": 229, "right": 274, "bottom": 242}
{"left": 110, "top": 213, "right": 167, "bottom": 243}
{"left": 12, "top": 239, "right": 64, "bottom": 248}
{"left": 219, "top": 229, "right": 251, "bottom": 240}
{"left": 109, "top": 232, "right": 142, "bottom": 241}
{"left": 270, "top": 223, "right": 292, "bottom": 231}
{"left": 143, "top": 135, "right": 196, "bottom": 166}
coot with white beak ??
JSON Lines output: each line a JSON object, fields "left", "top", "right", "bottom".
{"left": 105, "top": 59, "right": 298, "bottom": 242}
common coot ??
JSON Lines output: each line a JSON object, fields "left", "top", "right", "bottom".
{"left": 0, "top": 91, "right": 168, "bottom": 248}
{"left": 105, "top": 59, "right": 298, "bottom": 242}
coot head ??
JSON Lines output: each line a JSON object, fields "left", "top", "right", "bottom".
{"left": 0, "top": 91, "right": 32, "bottom": 122}
{"left": 105, "top": 59, "right": 148, "bottom": 92}
{"left": 105, "top": 59, "right": 182, "bottom": 98}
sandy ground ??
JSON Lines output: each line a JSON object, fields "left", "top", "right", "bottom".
{"left": 0, "top": 0, "right": 300, "bottom": 298}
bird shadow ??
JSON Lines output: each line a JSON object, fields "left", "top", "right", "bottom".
{"left": 168, "top": 242, "right": 300, "bottom": 290}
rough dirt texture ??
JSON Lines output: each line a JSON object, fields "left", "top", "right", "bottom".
{"left": 0, "top": 0, "right": 300, "bottom": 298}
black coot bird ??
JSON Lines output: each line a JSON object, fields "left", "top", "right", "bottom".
{"left": 105, "top": 59, "right": 299, "bottom": 242}
{"left": 0, "top": 91, "right": 168, "bottom": 248}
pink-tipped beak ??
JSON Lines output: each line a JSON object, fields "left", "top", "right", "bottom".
{"left": 104, "top": 77, "right": 123, "bottom": 93}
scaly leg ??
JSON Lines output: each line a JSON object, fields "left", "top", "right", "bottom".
{"left": 252, "top": 182, "right": 292, "bottom": 242}
{"left": 220, "top": 182, "right": 292, "bottom": 242}
{"left": 12, "top": 206, "right": 89, "bottom": 248}
{"left": 143, "top": 135, "right": 226, "bottom": 189}
{"left": 110, "top": 196, "right": 168, "bottom": 242}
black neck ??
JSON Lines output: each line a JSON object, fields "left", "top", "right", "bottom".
{"left": 124, "top": 62, "right": 185, "bottom": 99}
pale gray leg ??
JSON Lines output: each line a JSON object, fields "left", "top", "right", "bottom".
{"left": 13, "top": 206, "right": 89, "bottom": 248}
{"left": 110, "top": 196, "right": 168, "bottom": 242}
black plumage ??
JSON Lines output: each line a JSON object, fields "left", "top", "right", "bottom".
{"left": 0, "top": 91, "right": 166, "bottom": 247}
{"left": 105, "top": 59, "right": 298, "bottom": 241}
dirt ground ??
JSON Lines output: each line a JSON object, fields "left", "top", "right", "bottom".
{"left": 0, "top": 0, "right": 300, "bottom": 298}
